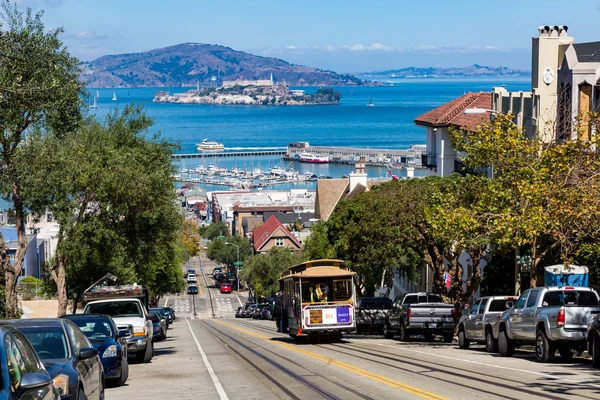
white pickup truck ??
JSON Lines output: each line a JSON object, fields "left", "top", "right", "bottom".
{"left": 83, "top": 281, "right": 154, "bottom": 363}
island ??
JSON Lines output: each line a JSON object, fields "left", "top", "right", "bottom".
{"left": 153, "top": 77, "right": 341, "bottom": 106}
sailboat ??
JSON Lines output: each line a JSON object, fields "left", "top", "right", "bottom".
{"left": 90, "top": 95, "right": 99, "bottom": 109}
{"left": 112, "top": 92, "right": 117, "bottom": 101}
{"left": 96, "top": 90, "right": 100, "bottom": 98}
{"left": 367, "top": 96, "right": 374, "bottom": 107}
{"left": 350, "top": 88, "right": 354, "bottom": 96}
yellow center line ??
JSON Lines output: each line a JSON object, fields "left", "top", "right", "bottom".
{"left": 212, "top": 320, "right": 448, "bottom": 400}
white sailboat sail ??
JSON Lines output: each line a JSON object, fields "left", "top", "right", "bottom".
{"left": 112, "top": 92, "right": 117, "bottom": 101}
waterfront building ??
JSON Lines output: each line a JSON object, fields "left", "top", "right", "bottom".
{"left": 252, "top": 215, "right": 302, "bottom": 254}
{"left": 211, "top": 189, "right": 315, "bottom": 235}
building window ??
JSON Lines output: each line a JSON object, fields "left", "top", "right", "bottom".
{"left": 275, "top": 238, "right": 284, "bottom": 247}
{"left": 46, "top": 213, "right": 53, "bottom": 222}
{"left": 557, "top": 82, "right": 572, "bottom": 141}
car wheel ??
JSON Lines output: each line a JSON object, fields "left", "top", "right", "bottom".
{"left": 138, "top": 341, "right": 153, "bottom": 363}
{"left": 498, "top": 329, "right": 515, "bottom": 357}
{"left": 485, "top": 328, "right": 498, "bottom": 353}
{"left": 78, "top": 389, "right": 88, "bottom": 400}
{"left": 398, "top": 323, "right": 409, "bottom": 342}
{"left": 118, "top": 357, "right": 129, "bottom": 386}
{"left": 592, "top": 335, "right": 600, "bottom": 368}
{"left": 536, "top": 330, "right": 555, "bottom": 363}
{"left": 458, "top": 329, "right": 469, "bottom": 349}
{"left": 558, "top": 347, "right": 574, "bottom": 360}
{"left": 383, "top": 324, "right": 394, "bottom": 340}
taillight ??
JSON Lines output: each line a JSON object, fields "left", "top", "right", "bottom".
{"left": 452, "top": 308, "right": 458, "bottom": 318}
{"left": 407, "top": 309, "right": 412, "bottom": 319}
{"left": 557, "top": 308, "right": 565, "bottom": 326}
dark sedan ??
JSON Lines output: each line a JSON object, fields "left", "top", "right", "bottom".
{"left": 0, "top": 324, "right": 59, "bottom": 399}
{"left": 164, "top": 307, "right": 176, "bottom": 321}
{"left": 61, "top": 314, "right": 129, "bottom": 386}
{"left": 150, "top": 308, "right": 170, "bottom": 329}
{"left": 7, "top": 319, "right": 104, "bottom": 400}
{"left": 148, "top": 312, "right": 167, "bottom": 342}
{"left": 161, "top": 308, "right": 174, "bottom": 324}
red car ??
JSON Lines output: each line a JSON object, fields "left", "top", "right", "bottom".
{"left": 220, "top": 282, "right": 232, "bottom": 294}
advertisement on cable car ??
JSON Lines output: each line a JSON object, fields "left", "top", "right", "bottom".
{"left": 302, "top": 304, "right": 355, "bottom": 330}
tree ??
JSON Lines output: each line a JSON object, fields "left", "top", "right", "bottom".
{"left": 451, "top": 114, "right": 600, "bottom": 287}
{"left": 333, "top": 91, "right": 342, "bottom": 103}
{"left": 302, "top": 221, "right": 335, "bottom": 260}
{"left": 21, "top": 105, "right": 183, "bottom": 315}
{"left": 0, "top": 0, "right": 84, "bottom": 317}
{"left": 206, "top": 235, "right": 253, "bottom": 266}
{"left": 199, "top": 221, "right": 229, "bottom": 240}
{"left": 241, "top": 247, "right": 302, "bottom": 297}
{"left": 182, "top": 219, "right": 201, "bottom": 257}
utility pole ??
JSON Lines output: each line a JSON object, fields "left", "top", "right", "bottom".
{"left": 225, "top": 242, "right": 241, "bottom": 293}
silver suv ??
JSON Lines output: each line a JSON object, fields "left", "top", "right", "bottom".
{"left": 493, "top": 286, "right": 599, "bottom": 362}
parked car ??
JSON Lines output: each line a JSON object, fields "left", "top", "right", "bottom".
{"left": 587, "top": 309, "right": 600, "bottom": 367}
{"left": 253, "top": 304, "right": 269, "bottom": 319}
{"left": 457, "top": 296, "right": 516, "bottom": 352}
{"left": 149, "top": 312, "right": 167, "bottom": 342}
{"left": 187, "top": 274, "right": 197, "bottom": 283}
{"left": 220, "top": 282, "right": 232, "bottom": 294}
{"left": 212, "top": 266, "right": 222, "bottom": 277}
{"left": 235, "top": 307, "right": 244, "bottom": 318}
{"left": 187, "top": 269, "right": 196, "bottom": 276}
{"left": 162, "top": 308, "right": 174, "bottom": 324}
{"left": 165, "top": 307, "right": 176, "bottom": 321}
{"left": 187, "top": 285, "right": 199, "bottom": 295}
{"left": 244, "top": 304, "right": 257, "bottom": 318}
{"left": 150, "top": 308, "right": 170, "bottom": 329}
{"left": 260, "top": 306, "right": 273, "bottom": 320}
{"left": 356, "top": 297, "right": 393, "bottom": 335}
{"left": 61, "top": 313, "right": 129, "bottom": 386}
{"left": 494, "top": 286, "right": 600, "bottom": 362}
{"left": 0, "top": 324, "right": 60, "bottom": 399}
{"left": 7, "top": 318, "right": 104, "bottom": 400}
{"left": 385, "top": 292, "right": 456, "bottom": 342}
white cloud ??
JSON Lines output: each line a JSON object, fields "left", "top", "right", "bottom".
{"left": 413, "top": 44, "right": 510, "bottom": 53}
{"left": 286, "top": 45, "right": 297, "bottom": 50}
{"left": 64, "top": 30, "right": 108, "bottom": 41}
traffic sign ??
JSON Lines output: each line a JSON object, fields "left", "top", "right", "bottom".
{"left": 233, "top": 261, "right": 243, "bottom": 266}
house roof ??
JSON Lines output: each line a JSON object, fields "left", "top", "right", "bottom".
{"left": 253, "top": 215, "right": 302, "bottom": 251}
{"left": 573, "top": 41, "right": 600, "bottom": 62}
{"left": 315, "top": 179, "right": 349, "bottom": 221}
{"left": 414, "top": 92, "right": 492, "bottom": 131}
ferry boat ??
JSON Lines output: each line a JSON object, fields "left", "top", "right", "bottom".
{"left": 299, "top": 152, "right": 329, "bottom": 164}
{"left": 196, "top": 139, "right": 224, "bottom": 151}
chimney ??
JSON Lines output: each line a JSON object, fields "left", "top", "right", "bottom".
{"left": 349, "top": 157, "right": 368, "bottom": 192}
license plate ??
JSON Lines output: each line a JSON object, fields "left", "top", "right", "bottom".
{"left": 427, "top": 323, "right": 437, "bottom": 329}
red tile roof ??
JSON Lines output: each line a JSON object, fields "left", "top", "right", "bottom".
{"left": 253, "top": 215, "right": 302, "bottom": 252}
{"left": 414, "top": 92, "right": 492, "bottom": 131}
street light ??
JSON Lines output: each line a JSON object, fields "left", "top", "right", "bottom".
{"left": 225, "top": 242, "right": 240, "bottom": 293}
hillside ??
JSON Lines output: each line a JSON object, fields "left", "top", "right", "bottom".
{"left": 81, "top": 43, "right": 363, "bottom": 88}
{"left": 358, "top": 64, "right": 530, "bottom": 79}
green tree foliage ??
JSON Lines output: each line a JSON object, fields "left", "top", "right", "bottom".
{"left": 451, "top": 113, "right": 600, "bottom": 287}
{"left": 206, "top": 235, "right": 253, "bottom": 266}
{"left": 0, "top": 0, "right": 84, "bottom": 317}
{"left": 302, "top": 221, "right": 336, "bottom": 261}
{"left": 241, "top": 247, "right": 303, "bottom": 297}
{"left": 21, "top": 105, "right": 184, "bottom": 314}
{"left": 199, "top": 221, "right": 229, "bottom": 240}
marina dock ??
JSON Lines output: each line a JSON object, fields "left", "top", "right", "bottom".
{"left": 172, "top": 150, "right": 286, "bottom": 159}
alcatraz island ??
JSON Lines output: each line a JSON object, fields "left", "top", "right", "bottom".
{"left": 153, "top": 74, "right": 341, "bottom": 106}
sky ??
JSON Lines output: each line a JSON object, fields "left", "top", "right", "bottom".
{"left": 10, "top": 0, "right": 600, "bottom": 73}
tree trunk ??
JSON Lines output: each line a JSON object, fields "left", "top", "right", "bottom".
{"left": 71, "top": 293, "right": 80, "bottom": 314}
{"left": 51, "top": 253, "right": 68, "bottom": 317}
{"left": 4, "top": 179, "right": 27, "bottom": 319}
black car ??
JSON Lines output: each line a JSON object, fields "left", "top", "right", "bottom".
{"left": 260, "top": 306, "right": 273, "bottom": 320}
{"left": 187, "top": 285, "right": 199, "bottom": 295}
{"left": 7, "top": 318, "right": 104, "bottom": 400}
{"left": 235, "top": 307, "right": 243, "bottom": 318}
{"left": 148, "top": 312, "right": 167, "bottom": 341}
{"left": 0, "top": 324, "right": 59, "bottom": 399}
{"left": 150, "top": 308, "right": 170, "bottom": 329}
{"left": 61, "top": 314, "right": 129, "bottom": 386}
{"left": 161, "top": 308, "right": 174, "bottom": 324}
{"left": 165, "top": 307, "right": 176, "bottom": 321}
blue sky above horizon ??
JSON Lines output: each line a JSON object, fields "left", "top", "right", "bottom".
{"left": 10, "top": 0, "right": 600, "bottom": 72}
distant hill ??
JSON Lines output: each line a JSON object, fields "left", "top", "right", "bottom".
{"left": 358, "top": 64, "right": 530, "bottom": 79}
{"left": 81, "top": 43, "right": 363, "bottom": 88}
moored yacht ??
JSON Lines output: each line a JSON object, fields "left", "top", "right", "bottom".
{"left": 299, "top": 152, "right": 329, "bottom": 163}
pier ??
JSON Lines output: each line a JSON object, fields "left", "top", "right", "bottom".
{"left": 171, "top": 150, "right": 286, "bottom": 160}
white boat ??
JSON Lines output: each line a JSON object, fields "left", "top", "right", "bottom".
{"left": 298, "top": 152, "right": 329, "bottom": 164}
{"left": 196, "top": 139, "right": 224, "bottom": 151}
{"left": 96, "top": 90, "right": 100, "bottom": 98}
{"left": 112, "top": 92, "right": 117, "bottom": 101}
{"left": 270, "top": 167, "right": 286, "bottom": 175}
{"left": 367, "top": 96, "right": 374, "bottom": 107}
{"left": 90, "top": 96, "right": 99, "bottom": 109}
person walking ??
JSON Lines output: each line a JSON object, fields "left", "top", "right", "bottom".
{"left": 273, "top": 292, "right": 282, "bottom": 332}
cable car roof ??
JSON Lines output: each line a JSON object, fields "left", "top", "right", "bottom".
{"left": 281, "top": 259, "right": 355, "bottom": 279}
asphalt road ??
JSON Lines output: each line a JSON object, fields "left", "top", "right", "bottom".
{"left": 107, "top": 256, "right": 600, "bottom": 400}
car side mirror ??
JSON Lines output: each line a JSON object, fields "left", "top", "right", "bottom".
{"left": 20, "top": 372, "right": 53, "bottom": 390}
{"left": 505, "top": 301, "right": 514, "bottom": 309}
{"left": 118, "top": 330, "right": 129, "bottom": 338}
{"left": 79, "top": 347, "right": 98, "bottom": 360}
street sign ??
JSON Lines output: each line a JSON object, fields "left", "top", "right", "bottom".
{"left": 217, "top": 235, "right": 225, "bottom": 239}
{"left": 233, "top": 261, "right": 243, "bottom": 266}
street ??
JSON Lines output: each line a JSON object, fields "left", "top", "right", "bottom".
{"left": 107, "top": 257, "right": 600, "bottom": 400}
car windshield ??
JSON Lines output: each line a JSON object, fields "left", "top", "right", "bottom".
{"left": 18, "top": 327, "right": 69, "bottom": 360}
{"left": 86, "top": 301, "right": 143, "bottom": 317}
{"left": 69, "top": 318, "right": 114, "bottom": 340}
{"left": 150, "top": 309, "right": 165, "bottom": 318}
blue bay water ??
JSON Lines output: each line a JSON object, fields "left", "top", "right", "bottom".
{"left": 0, "top": 78, "right": 531, "bottom": 209}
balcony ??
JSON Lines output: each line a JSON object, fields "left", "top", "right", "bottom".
{"left": 421, "top": 153, "right": 437, "bottom": 169}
